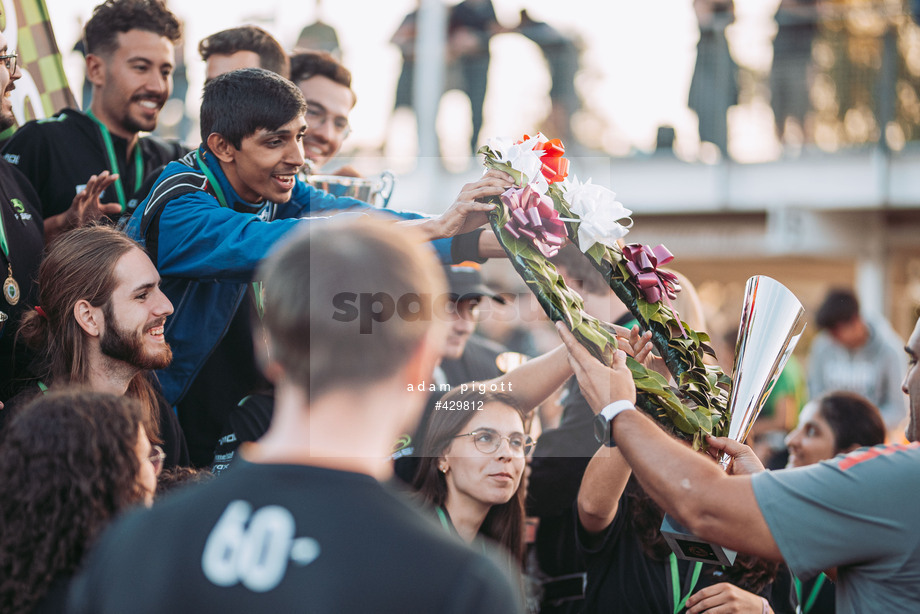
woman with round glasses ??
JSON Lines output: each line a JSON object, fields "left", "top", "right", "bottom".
{"left": 0, "top": 390, "right": 161, "bottom": 613}
{"left": 414, "top": 389, "right": 535, "bottom": 563}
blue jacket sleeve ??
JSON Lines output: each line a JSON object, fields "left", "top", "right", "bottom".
{"left": 279, "top": 181, "right": 457, "bottom": 264}
{"left": 151, "top": 191, "right": 311, "bottom": 282}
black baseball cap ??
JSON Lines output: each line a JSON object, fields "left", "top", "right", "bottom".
{"left": 444, "top": 262, "right": 507, "bottom": 304}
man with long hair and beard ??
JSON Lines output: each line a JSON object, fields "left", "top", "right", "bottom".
{"left": 5, "top": 224, "right": 188, "bottom": 468}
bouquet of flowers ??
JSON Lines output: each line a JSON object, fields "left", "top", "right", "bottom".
{"left": 479, "top": 134, "right": 731, "bottom": 447}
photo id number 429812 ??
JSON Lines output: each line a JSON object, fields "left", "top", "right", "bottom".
{"left": 436, "top": 400, "right": 483, "bottom": 411}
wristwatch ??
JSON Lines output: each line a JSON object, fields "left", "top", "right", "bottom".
{"left": 593, "top": 400, "right": 637, "bottom": 447}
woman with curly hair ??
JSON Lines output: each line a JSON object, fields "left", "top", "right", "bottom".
{"left": 0, "top": 390, "right": 160, "bottom": 613}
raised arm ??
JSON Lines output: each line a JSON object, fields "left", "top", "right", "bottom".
{"left": 577, "top": 445, "right": 632, "bottom": 534}
{"left": 556, "top": 322, "right": 782, "bottom": 561}
{"left": 473, "top": 343, "right": 571, "bottom": 413}
{"left": 397, "top": 169, "right": 513, "bottom": 242}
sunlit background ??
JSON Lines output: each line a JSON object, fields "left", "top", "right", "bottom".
{"left": 35, "top": 0, "right": 920, "bottom": 357}
{"left": 45, "top": 0, "right": 783, "bottom": 161}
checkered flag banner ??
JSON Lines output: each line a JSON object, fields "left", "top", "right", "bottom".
{"left": 1, "top": 0, "right": 76, "bottom": 132}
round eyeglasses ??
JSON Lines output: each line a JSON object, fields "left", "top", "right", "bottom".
{"left": 0, "top": 52, "right": 17, "bottom": 76}
{"left": 149, "top": 445, "right": 166, "bottom": 476}
{"left": 454, "top": 428, "right": 535, "bottom": 457}
{"left": 305, "top": 102, "right": 351, "bottom": 137}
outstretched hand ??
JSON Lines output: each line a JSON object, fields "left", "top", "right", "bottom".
{"left": 66, "top": 171, "right": 121, "bottom": 229}
{"left": 705, "top": 436, "right": 766, "bottom": 476}
{"left": 432, "top": 169, "right": 514, "bottom": 238}
{"left": 685, "top": 582, "right": 771, "bottom": 614}
{"left": 556, "top": 321, "right": 636, "bottom": 414}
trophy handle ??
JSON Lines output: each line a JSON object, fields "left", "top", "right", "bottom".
{"left": 378, "top": 170, "right": 396, "bottom": 208}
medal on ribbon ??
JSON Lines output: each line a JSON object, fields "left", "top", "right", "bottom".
{"left": 3, "top": 264, "right": 18, "bottom": 305}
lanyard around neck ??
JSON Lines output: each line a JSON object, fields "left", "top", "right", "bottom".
{"left": 670, "top": 553, "right": 703, "bottom": 614}
{"left": 436, "top": 506, "right": 487, "bottom": 554}
{"left": 436, "top": 506, "right": 452, "bottom": 533}
{"left": 195, "top": 150, "right": 229, "bottom": 208}
{"left": 794, "top": 573, "right": 826, "bottom": 614}
{"left": 87, "top": 109, "right": 144, "bottom": 213}
{"left": 194, "top": 151, "right": 266, "bottom": 317}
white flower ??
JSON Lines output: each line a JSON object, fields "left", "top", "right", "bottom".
{"left": 486, "top": 135, "right": 548, "bottom": 194}
{"left": 565, "top": 176, "right": 633, "bottom": 252}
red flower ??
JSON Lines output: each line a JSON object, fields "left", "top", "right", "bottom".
{"left": 535, "top": 138, "right": 569, "bottom": 183}
{"left": 519, "top": 133, "right": 570, "bottom": 184}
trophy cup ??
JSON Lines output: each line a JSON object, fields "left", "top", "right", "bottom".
{"left": 660, "top": 275, "right": 807, "bottom": 565}
{"left": 308, "top": 171, "right": 396, "bottom": 209}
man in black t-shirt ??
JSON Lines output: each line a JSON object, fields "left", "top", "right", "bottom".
{"left": 1, "top": 0, "right": 187, "bottom": 240}
{"left": 0, "top": 31, "right": 42, "bottom": 400}
{"left": 212, "top": 262, "right": 516, "bottom": 477}
{"left": 68, "top": 217, "right": 522, "bottom": 613}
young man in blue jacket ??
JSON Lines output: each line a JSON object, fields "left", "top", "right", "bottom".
{"left": 125, "top": 67, "right": 512, "bottom": 465}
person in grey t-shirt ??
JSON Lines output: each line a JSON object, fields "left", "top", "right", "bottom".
{"left": 552, "top": 314, "right": 920, "bottom": 614}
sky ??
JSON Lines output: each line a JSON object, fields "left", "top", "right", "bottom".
{"left": 42, "top": 0, "right": 781, "bottom": 161}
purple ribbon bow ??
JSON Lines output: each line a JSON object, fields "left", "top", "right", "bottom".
{"left": 500, "top": 185, "right": 567, "bottom": 258}
{"left": 622, "top": 243, "right": 686, "bottom": 336}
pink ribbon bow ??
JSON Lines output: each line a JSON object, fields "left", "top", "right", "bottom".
{"left": 622, "top": 243, "right": 686, "bottom": 336}
{"left": 501, "top": 185, "right": 567, "bottom": 258}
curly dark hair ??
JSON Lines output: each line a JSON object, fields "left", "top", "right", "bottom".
{"left": 0, "top": 390, "right": 147, "bottom": 613}
{"left": 156, "top": 465, "right": 214, "bottom": 495}
{"left": 84, "top": 0, "right": 182, "bottom": 56}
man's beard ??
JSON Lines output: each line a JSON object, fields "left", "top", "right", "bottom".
{"left": 100, "top": 304, "right": 172, "bottom": 370}
{"left": 0, "top": 107, "right": 15, "bottom": 132}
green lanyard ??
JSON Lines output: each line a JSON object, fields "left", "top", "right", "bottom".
{"left": 793, "top": 573, "right": 826, "bottom": 614}
{"left": 194, "top": 150, "right": 229, "bottom": 208}
{"left": 669, "top": 553, "right": 703, "bottom": 614}
{"left": 87, "top": 109, "right": 144, "bottom": 212}
{"left": 195, "top": 151, "right": 264, "bottom": 318}
{"left": 37, "top": 380, "right": 48, "bottom": 394}
{"left": 436, "top": 506, "right": 452, "bottom": 533}
{"left": 0, "top": 199, "right": 8, "bottom": 261}
{"left": 436, "top": 506, "right": 487, "bottom": 554}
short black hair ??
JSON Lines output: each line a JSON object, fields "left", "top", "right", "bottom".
{"left": 200, "top": 68, "right": 306, "bottom": 148}
{"left": 199, "top": 26, "right": 290, "bottom": 79}
{"left": 815, "top": 288, "right": 860, "bottom": 330}
{"left": 84, "top": 0, "right": 182, "bottom": 56}
{"left": 290, "top": 49, "right": 352, "bottom": 89}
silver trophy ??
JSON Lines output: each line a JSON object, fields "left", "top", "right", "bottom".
{"left": 661, "top": 275, "right": 806, "bottom": 565}
{"left": 308, "top": 171, "right": 396, "bottom": 209}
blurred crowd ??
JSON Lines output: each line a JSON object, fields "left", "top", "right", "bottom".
{"left": 0, "top": 1, "right": 918, "bottom": 614}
